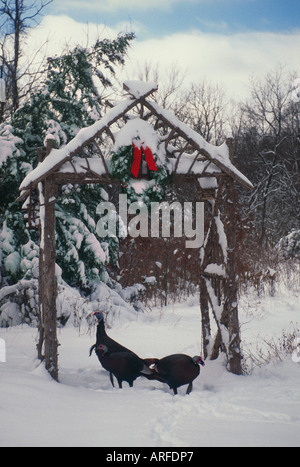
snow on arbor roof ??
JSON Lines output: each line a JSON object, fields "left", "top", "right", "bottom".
{"left": 143, "top": 99, "right": 253, "bottom": 189}
{"left": 113, "top": 118, "right": 159, "bottom": 153}
{"left": 123, "top": 80, "right": 158, "bottom": 99}
{"left": 18, "top": 80, "right": 253, "bottom": 200}
{"left": 19, "top": 97, "right": 136, "bottom": 192}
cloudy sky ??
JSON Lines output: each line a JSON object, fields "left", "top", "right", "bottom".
{"left": 30, "top": 0, "right": 300, "bottom": 100}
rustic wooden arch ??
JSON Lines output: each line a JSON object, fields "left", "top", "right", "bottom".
{"left": 18, "top": 81, "right": 253, "bottom": 381}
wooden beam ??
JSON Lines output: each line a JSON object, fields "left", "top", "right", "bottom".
{"left": 93, "top": 139, "right": 110, "bottom": 177}
{"left": 38, "top": 176, "right": 59, "bottom": 381}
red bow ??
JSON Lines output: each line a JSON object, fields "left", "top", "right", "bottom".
{"left": 131, "top": 142, "right": 158, "bottom": 178}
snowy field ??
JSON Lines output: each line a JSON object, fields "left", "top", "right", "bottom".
{"left": 0, "top": 287, "right": 299, "bottom": 447}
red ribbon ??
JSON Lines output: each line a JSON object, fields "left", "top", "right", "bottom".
{"left": 131, "top": 142, "right": 158, "bottom": 178}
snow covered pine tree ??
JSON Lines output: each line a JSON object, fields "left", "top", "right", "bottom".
{"left": 0, "top": 35, "right": 134, "bottom": 362}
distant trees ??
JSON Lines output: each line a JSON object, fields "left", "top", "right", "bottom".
{"left": 0, "top": 0, "right": 54, "bottom": 120}
{"left": 235, "top": 67, "right": 300, "bottom": 248}
{"left": 179, "top": 80, "right": 228, "bottom": 145}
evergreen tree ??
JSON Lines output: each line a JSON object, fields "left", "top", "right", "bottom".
{"left": 0, "top": 34, "right": 135, "bottom": 289}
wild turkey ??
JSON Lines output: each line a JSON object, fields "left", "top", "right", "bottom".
{"left": 96, "top": 344, "right": 152, "bottom": 388}
{"left": 89, "top": 311, "right": 154, "bottom": 387}
{"left": 146, "top": 354, "right": 205, "bottom": 395}
{"left": 89, "top": 311, "right": 136, "bottom": 356}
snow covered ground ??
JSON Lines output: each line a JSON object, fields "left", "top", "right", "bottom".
{"left": 0, "top": 287, "right": 299, "bottom": 447}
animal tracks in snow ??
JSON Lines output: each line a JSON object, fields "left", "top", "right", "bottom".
{"left": 152, "top": 396, "right": 197, "bottom": 447}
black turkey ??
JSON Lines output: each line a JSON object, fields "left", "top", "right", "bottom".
{"left": 148, "top": 354, "right": 205, "bottom": 395}
{"left": 96, "top": 344, "right": 152, "bottom": 388}
{"left": 89, "top": 311, "right": 135, "bottom": 356}
{"left": 89, "top": 311, "right": 154, "bottom": 387}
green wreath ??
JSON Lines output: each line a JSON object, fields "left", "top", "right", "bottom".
{"left": 110, "top": 144, "right": 169, "bottom": 206}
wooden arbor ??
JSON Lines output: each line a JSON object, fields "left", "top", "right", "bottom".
{"left": 18, "top": 81, "right": 253, "bottom": 380}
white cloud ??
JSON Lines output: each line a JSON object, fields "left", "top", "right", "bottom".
{"left": 26, "top": 15, "right": 125, "bottom": 54}
{"left": 122, "top": 29, "right": 300, "bottom": 99}
{"left": 53, "top": 0, "right": 198, "bottom": 13}
{"left": 27, "top": 15, "right": 300, "bottom": 101}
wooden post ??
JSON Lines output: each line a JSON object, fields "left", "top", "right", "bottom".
{"left": 199, "top": 183, "right": 224, "bottom": 362}
{"left": 224, "top": 137, "right": 242, "bottom": 375}
{"left": 38, "top": 140, "right": 59, "bottom": 381}
{"left": 224, "top": 177, "right": 242, "bottom": 375}
{"left": 199, "top": 139, "right": 243, "bottom": 374}
{"left": 199, "top": 274, "right": 211, "bottom": 359}
{"left": 199, "top": 202, "right": 212, "bottom": 361}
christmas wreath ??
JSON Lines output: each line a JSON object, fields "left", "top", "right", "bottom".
{"left": 110, "top": 119, "right": 169, "bottom": 205}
